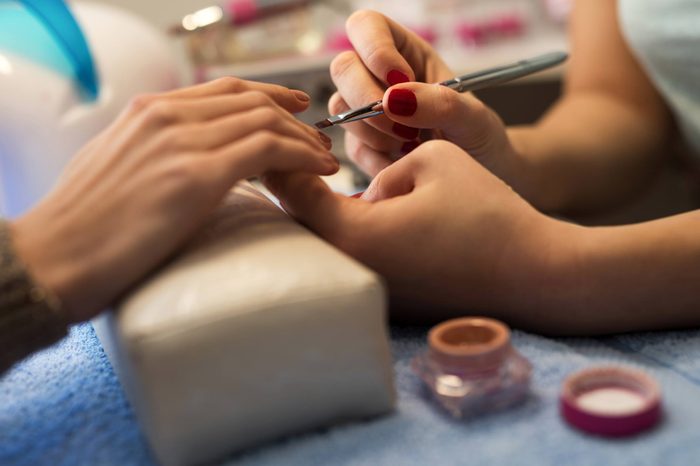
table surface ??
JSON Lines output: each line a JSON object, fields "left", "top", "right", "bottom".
{"left": 3, "top": 322, "right": 700, "bottom": 466}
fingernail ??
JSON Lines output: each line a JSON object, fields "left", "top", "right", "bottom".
{"left": 400, "top": 140, "right": 421, "bottom": 155}
{"left": 325, "top": 154, "right": 340, "bottom": 169}
{"left": 318, "top": 131, "right": 332, "bottom": 148}
{"left": 350, "top": 191, "right": 365, "bottom": 199}
{"left": 392, "top": 123, "right": 420, "bottom": 140}
{"left": 388, "top": 88, "right": 417, "bottom": 116}
{"left": 292, "top": 89, "right": 310, "bottom": 102}
{"left": 387, "top": 69, "right": 410, "bottom": 86}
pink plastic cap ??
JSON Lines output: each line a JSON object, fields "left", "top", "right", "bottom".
{"left": 560, "top": 366, "right": 662, "bottom": 437}
{"left": 226, "top": 0, "right": 259, "bottom": 25}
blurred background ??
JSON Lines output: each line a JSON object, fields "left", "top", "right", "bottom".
{"left": 91, "top": 0, "right": 571, "bottom": 162}
{"left": 4, "top": 0, "right": 696, "bottom": 222}
{"left": 86, "top": 0, "right": 571, "bottom": 193}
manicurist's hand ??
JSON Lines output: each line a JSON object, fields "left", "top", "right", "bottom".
{"left": 11, "top": 78, "right": 338, "bottom": 322}
{"left": 331, "top": 10, "right": 515, "bottom": 177}
{"left": 264, "top": 140, "right": 575, "bottom": 327}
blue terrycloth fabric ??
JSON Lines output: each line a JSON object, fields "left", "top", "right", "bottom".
{"left": 2, "top": 323, "right": 700, "bottom": 466}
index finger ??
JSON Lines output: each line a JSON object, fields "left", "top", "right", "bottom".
{"left": 264, "top": 172, "right": 353, "bottom": 243}
{"left": 345, "top": 10, "right": 419, "bottom": 85}
{"left": 139, "top": 77, "right": 311, "bottom": 114}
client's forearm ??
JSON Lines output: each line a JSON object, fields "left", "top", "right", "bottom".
{"left": 505, "top": 92, "right": 671, "bottom": 213}
{"left": 512, "top": 210, "right": 700, "bottom": 335}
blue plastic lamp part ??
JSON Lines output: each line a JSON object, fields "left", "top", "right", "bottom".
{"left": 0, "top": 0, "right": 99, "bottom": 99}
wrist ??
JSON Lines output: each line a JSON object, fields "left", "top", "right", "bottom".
{"left": 497, "top": 210, "right": 587, "bottom": 334}
{"left": 11, "top": 208, "right": 91, "bottom": 323}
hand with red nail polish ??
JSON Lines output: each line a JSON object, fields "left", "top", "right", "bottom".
{"left": 328, "top": 9, "right": 517, "bottom": 192}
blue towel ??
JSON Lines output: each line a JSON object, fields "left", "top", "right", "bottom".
{"left": 2, "top": 323, "right": 700, "bottom": 466}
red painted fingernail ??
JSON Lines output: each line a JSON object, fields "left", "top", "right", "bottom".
{"left": 350, "top": 191, "right": 365, "bottom": 199}
{"left": 401, "top": 140, "right": 421, "bottom": 154}
{"left": 392, "top": 123, "right": 420, "bottom": 140}
{"left": 388, "top": 88, "right": 417, "bottom": 116}
{"left": 387, "top": 69, "right": 410, "bottom": 85}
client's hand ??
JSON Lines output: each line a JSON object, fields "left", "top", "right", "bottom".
{"left": 11, "top": 78, "right": 338, "bottom": 322}
{"left": 331, "top": 10, "right": 515, "bottom": 178}
{"left": 265, "top": 140, "right": 573, "bottom": 325}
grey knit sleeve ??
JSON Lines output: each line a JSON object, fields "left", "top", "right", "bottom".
{"left": 0, "top": 219, "right": 68, "bottom": 375}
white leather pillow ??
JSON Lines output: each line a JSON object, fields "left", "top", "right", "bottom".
{"left": 93, "top": 183, "right": 396, "bottom": 466}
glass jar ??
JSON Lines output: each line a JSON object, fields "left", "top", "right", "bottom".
{"left": 412, "top": 317, "right": 532, "bottom": 418}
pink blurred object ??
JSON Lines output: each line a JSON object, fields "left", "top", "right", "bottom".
{"left": 226, "top": 0, "right": 259, "bottom": 25}
{"left": 457, "top": 13, "right": 527, "bottom": 47}
{"left": 325, "top": 28, "right": 353, "bottom": 52}
{"left": 456, "top": 22, "right": 488, "bottom": 46}
{"left": 487, "top": 14, "right": 525, "bottom": 37}
{"left": 226, "top": 0, "right": 313, "bottom": 25}
{"left": 326, "top": 25, "right": 437, "bottom": 53}
{"left": 411, "top": 25, "right": 437, "bottom": 45}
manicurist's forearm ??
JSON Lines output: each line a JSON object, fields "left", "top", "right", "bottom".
{"left": 498, "top": 0, "right": 674, "bottom": 214}
{"left": 505, "top": 91, "right": 670, "bottom": 213}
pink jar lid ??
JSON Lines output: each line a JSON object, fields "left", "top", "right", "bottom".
{"left": 560, "top": 366, "right": 662, "bottom": 437}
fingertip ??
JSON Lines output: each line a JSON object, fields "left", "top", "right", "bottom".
{"left": 291, "top": 89, "right": 311, "bottom": 103}
{"left": 328, "top": 92, "right": 347, "bottom": 115}
{"left": 277, "top": 89, "right": 311, "bottom": 114}
{"left": 320, "top": 154, "right": 341, "bottom": 176}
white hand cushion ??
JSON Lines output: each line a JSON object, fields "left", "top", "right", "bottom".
{"left": 93, "top": 183, "right": 396, "bottom": 466}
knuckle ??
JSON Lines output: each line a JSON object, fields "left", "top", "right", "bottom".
{"left": 362, "top": 43, "right": 390, "bottom": 74}
{"left": 212, "top": 76, "right": 243, "bottom": 93}
{"left": 153, "top": 127, "right": 180, "bottom": 152}
{"left": 244, "top": 90, "right": 274, "bottom": 107}
{"left": 253, "top": 130, "right": 281, "bottom": 153}
{"left": 251, "top": 106, "right": 280, "bottom": 127}
{"left": 128, "top": 93, "right": 156, "bottom": 113}
{"left": 159, "top": 158, "right": 200, "bottom": 192}
{"left": 330, "top": 51, "right": 357, "bottom": 81}
{"left": 143, "top": 100, "right": 178, "bottom": 126}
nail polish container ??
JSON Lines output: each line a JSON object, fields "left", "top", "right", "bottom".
{"left": 412, "top": 317, "right": 532, "bottom": 418}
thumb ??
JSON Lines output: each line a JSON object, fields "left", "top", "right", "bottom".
{"left": 362, "top": 143, "right": 440, "bottom": 202}
{"left": 383, "top": 82, "right": 500, "bottom": 153}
